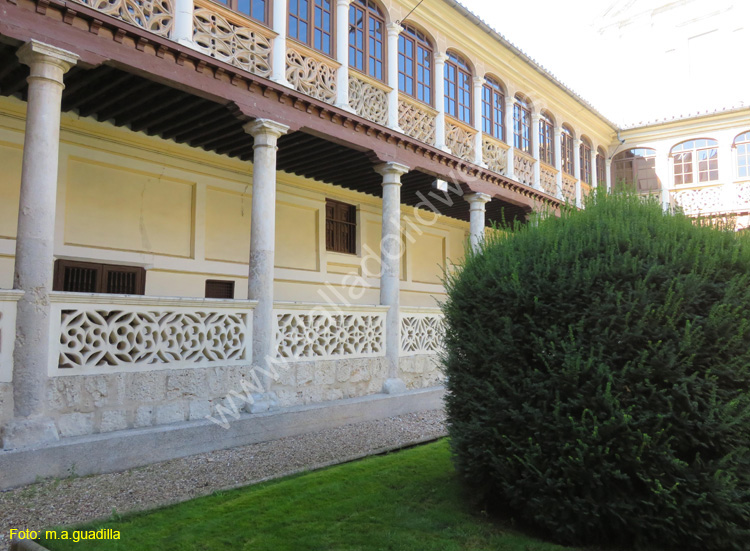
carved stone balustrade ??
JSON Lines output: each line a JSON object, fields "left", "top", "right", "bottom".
{"left": 398, "top": 94, "right": 436, "bottom": 145}
{"left": 286, "top": 44, "right": 338, "bottom": 104}
{"left": 51, "top": 293, "right": 255, "bottom": 375}
{"left": 0, "top": 290, "right": 22, "bottom": 384}
{"left": 540, "top": 162, "right": 558, "bottom": 196}
{"left": 482, "top": 135, "right": 508, "bottom": 175}
{"left": 71, "top": 0, "right": 175, "bottom": 37}
{"left": 400, "top": 309, "right": 444, "bottom": 356}
{"left": 580, "top": 182, "right": 593, "bottom": 201}
{"left": 348, "top": 72, "right": 389, "bottom": 126}
{"left": 562, "top": 174, "right": 577, "bottom": 204}
{"left": 672, "top": 182, "right": 750, "bottom": 216}
{"left": 445, "top": 118, "right": 476, "bottom": 162}
{"left": 514, "top": 149, "right": 535, "bottom": 187}
{"left": 193, "top": 0, "right": 274, "bottom": 78}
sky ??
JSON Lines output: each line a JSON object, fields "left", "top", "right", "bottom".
{"left": 453, "top": 0, "right": 750, "bottom": 126}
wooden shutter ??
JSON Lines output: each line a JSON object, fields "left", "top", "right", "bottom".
{"left": 53, "top": 260, "right": 145, "bottom": 295}
{"left": 205, "top": 280, "right": 235, "bottom": 299}
{"left": 325, "top": 199, "right": 357, "bottom": 254}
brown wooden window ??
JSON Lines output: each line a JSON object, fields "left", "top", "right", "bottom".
{"left": 561, "top": 126, "right": 575, "bottom": 176}
{"left": 538, "top": 113, "right": 554, "bottom": 165}
{"left": 349, "top": 0, "right": 385, "bottom": 81}
{"left": 53, "top": 260, "right": 145, "bottom": 295}
{"left": 205, "top": 280, "right": 236, "bottom": 299}
{"left": 580, "top": 139, "right": 592, "bottom": 184}
{"left": 671, "top": 139, "right": 719, "bottom": 186}
{"left": 289, "top": 0, "right": 333, "bottom": 56}
{"left": 444, "top": 51, "right": 472, "bottom": 124}
{"left": 398, "top": 24, "right": 432, "bottom": 105}
{"left": 612, "top": 148, "right": 660, "bottom": 192}
{"left": 482, "top": 77, "right": 504, "bottom": 141}
{"left": 215, "top": 0, "right": 268, "bottom": 24}
{"left": 513, "top": 95, "right": 531, "bottom": 153}
{"left": 326, "top": 199, "right": 357, "bottom": 254}
{"left": 596, "top": 148, "right": 606, "bottom": 185}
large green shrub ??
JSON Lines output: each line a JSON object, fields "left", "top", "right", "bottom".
{"left": 442, "top": 191, "right": 750, "bottom": 550}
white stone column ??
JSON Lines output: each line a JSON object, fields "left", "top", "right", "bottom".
{"left": 434, "top": 53, "right": 448, "bottom": 151}
{"left": 605, "top": 157, "right": 613, "bottom": 192}
{"left": 654, "top": 145, "right": 671, "bottom": 211}
{"left": 334, "top": 0, "right": 352, "bottom": 110}
{"left": 244, "top": 119, "right": 289, "bottom": 412}
{"left": 5, "top": 41, "right": 78, "bottom": 450}
{"left": 504, "top": 95, "right": 515, "bottom": 178}
{"left": 173, "top": 0, "right": 195, "bottom": 47}
{"left": 472, "top": 76, "right": 484, "bottom": 166}
{"left": 374, "top": 161, "right": 410, "bottom": 394}
{"left": 574, "top": 138, "right": 582, "bottom": 207}
{"left": 386, "top": 22, "right": 403, "bottom": 131}
{"left": 531, "top": 112, "right": 541, "bottom": 190}
{"left": 271, "top": 0, "right": 291, "bottom": 87}
{"left": 553, "top": 126, "right": 563, "bottom": 199}
{"left": 465, "top": 193, "right": 491, "bottom": 252}
{"left": 591, "top": 144, "right": 599, "bottom": 190}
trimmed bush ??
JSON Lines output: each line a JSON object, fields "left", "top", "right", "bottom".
{"left": 442, "top": 191, "right": 750, "bottom": 550}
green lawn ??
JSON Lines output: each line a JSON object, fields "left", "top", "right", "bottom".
{"left": 39, "top": 440, "right": 578, "bottom": 551}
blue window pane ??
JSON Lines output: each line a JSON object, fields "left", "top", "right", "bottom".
{"left": 252, "top": 0, "right": 266, "bottom": 22}
{"left": 237, "top": 0, "right": 250, "bottom": 15}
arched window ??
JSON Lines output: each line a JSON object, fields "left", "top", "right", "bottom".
{"left": 596, "top": 147, "right": 606, "bottom": 185}
{"left": 580, "top": 138, "right": 592, "bottom": 184}
{"left": 349, "top": 0, "right": 385, "bottom": 81}
{"left": 444, "top": 51, "right": 472, "bottom": 124}
{"left": 482, "top": 77, "right": 504, "bottom": 141}
{"left": 398, "top": 24, "right": 432, "bottom": 105}
{"left": 289, "top": 0, "right": 333, "bottom": 56}
{"left": 612, "top": 148, "right": 660, "bottom": 192}
{"left": 561, "top": 125, "right": 574, "bottom": 175}
{"left": 735, "top": 131, "right": 750, "bottom": 179}
{"left": 671, "top": 139, "right": 718, "bottom": 185}
{"left": 513, "top": 95, "right": 531, "bottom": 153}
{"left": 220, "top": 0, "right": 268, "bottom": 24}
{"left": 538, "top": 113, "right": 554, "bottom": 165}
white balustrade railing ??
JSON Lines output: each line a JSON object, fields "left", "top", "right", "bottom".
{"left": 275, "top": 303, "right": 388, "bottom": 361}
{"left": 72, "top": 0, "right": 175, "bottom": 37}
{"left": 0, "top": 290, "right": 23, "bottom": 383}
{"left": 562, "top": 173, "right": 577, "bottom": 204}
{"left": 672, "top": 181, "right": 750, "bottom": 216}
{"left": 482, "top": 136, "right": 508, "bottom": 175}
{"left": 514, "top": 150, "right": 535, "bottom": 187}
{"left": 348, "top": 73, "right": 389, "bottom": 125}
{"left": 51, "top": 293, "right": 255, "bottom": 376}
{"left": 400, "top": 308, "right": 444, "bottom": 356}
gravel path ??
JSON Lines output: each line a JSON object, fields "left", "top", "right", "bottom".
{"left": 0, "top": 410, "right": 447, "bottom": 550}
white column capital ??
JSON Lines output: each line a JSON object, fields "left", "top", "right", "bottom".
{"left": 244, "top": 119, "right": 290, "bottom": 142}
{"left": 472, "top": 75, "right": 484, "bottom": 87}
{"left": 465, "top": 192, "right": 492, "bottom": 207}
{"left": 531, "top": 112, "right": 541, "bottom": 123}
{"left": 336, "top": 0, "right": 352, "bottom": 6}
{"left": 374, "top": 162, "right": 410, "bottom": 182}
{"left": 434, "top": 52, "right": 448, "bottom": 64}
{"left": 387, "top": 22, "right": 403, "bottom": 35}
{"left": 17, "top": 40, "right": 78, "bottom": 72}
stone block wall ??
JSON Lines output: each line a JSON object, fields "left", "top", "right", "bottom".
{"left": 0, "top": 383, "right": 12, "bottom": 428}
{"left": 399, "top": 355, "right": 445, "bottom": 389}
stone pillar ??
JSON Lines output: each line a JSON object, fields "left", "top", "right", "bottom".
{"left": 605, "top": 158, "right": 613, "bottom": 192}
{"left": 4, "top": 41, "right": 78, "bottom": 449}
{"left": 271, "top": 0, "right": 291, "bottom": 87}
{"left": 504, "top": 95, "right": 515, "bottom": 178}
{"left": 553, "top": 126, "right": 563, "bottom": 199}
{"left": 334, "top": 0, "right": 352, "bottom": 111}
{"left": 472, "top": 76, "right": 484, "bottom": 166}
{"left": 531, "top": 112, "right": 541, "bottom": 190}
{"left": 244, "top": 119, "right": 289, "bottom": 411}
{"left": 386, "top": 22, "right": 403, "bottom": 131}
{"left": 654, "top": 145, "right": 671, "bottom": 211}
{"left": 591, "top": 144, "right": 599, "bottom": 190}
{"left": 574, "top": 138, "right": 582, "bottom": 207}
{"left": 374, "top": 161, "right": 410, "bottom": 394}
{"left": 465, "top": 193, "right": 492, "bottom": 252}
{"left": 173, "top": 0, "right": 195, "bottom": 47}
{"left": 434, "top": 53, "right": 448, "bottom": 151}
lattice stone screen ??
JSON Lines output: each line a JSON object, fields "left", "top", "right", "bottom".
{"left": 671, "top": 184, "right": 750, "bottom": 215}
{"left": 445, "top": 122, "right": 476, "bottom": 162}
{"left": 72, "top": 0, "right": 174, "bottom": 37}
{"left": 276, "top": 306, "right": 387, "bottom": 360}
{"left": 400, "top": 310, "right": 444, "bottom": 356}
{"left": 540, "top": 164, "right": 557, "bottom": 196}
{"left": 562, "top": 174, "right": 577, "bottom": 204}
{"left": 0, "top": 291, "right": 22, "bottom": 383}
{"left": 398, "top": 98, "right": 436, "bottom": 145}
{"left": 348, "top": 74, "right": 388, "bottom": 125}
{"left": 193, "top": 6, "right": 272, "bottom": 78}
{"left": 482, "top": 137, "right": 507, "bottom": 174}
{"left": 51, "top": 294, "right": 253, "bottom": 375}
{"left": 514, "top": 151, "right": 535, "bottom": 187}
{"left": 286, "top": 48, "right": 337, "bottom": 104}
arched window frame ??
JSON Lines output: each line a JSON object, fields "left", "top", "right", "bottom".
{"left": 289, "top": 0, "right": 334, "bottom": 56}
{"left": 398, "top": 24, "right": 433, "bottom": 106}
{"left": 580, "top": 138, "right": 592, "bottom": 184}
{"left": 481, "top": 77, "right": 505, "bottom": 141}
{"left": 561, "top": 125, "right": 575, "bottom": 175}
{"left": 348, "top": 0, "right": 385, "bottom": 81}
{"left": 670, "top": 138, "right": 719, "bottom": 186}
{"left": 220, "top": 0, "right": 269, "bottom": 24}
{"left": 444, "top": 51, "right": 473, "bottom": 125}
{"left": 596, "top": 147, "right": 606, "bottom": 185}
{"left": 513, "top": 95, "right": 531, "bottom": 154}
{"left": 612, "top": 148, "right": 659, "bottom": 192}
{"left": 538, "top": 113, "right": 554, "bottom": 165}
{"left": 734, "top": 131, "right": 750, "bottom": 180}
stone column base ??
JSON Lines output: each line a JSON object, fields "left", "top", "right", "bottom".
{"left": 2, "top": 416, "right": 59, "bottom": 450}
{"left": 382, "top": 378, "right": 408, "bottom": 395}
{"left": 244, "top": 392, "right": 279, "bottom": 414}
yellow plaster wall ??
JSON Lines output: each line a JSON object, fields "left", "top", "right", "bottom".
{"left": 275, "top": 201, "right": 319, "bottom": 272}
{"left": 205, "top": 186, "right": 252, "bottom": 263}
{"left": 0, "top": 141, "right": 22, "bottom": 240}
